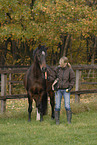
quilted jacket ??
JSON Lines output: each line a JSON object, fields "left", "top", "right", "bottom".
{"left": 54, "top": 65, "right": 75, "bottom": 90}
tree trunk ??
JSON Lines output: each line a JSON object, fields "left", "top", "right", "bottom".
{"left": 30, "top": 0, "right": 36, "bottom": 9}
{"left": 91, "top": 36, "right": 97, "bottom": 64}
{"left": 63, "top": 34, "right": 70, "bottom": 56}
{"left": 1, "top": 41, "right": 7, "bottom": 65}
{"left": 70, "top": 36, "right": 72, "bottom": 62}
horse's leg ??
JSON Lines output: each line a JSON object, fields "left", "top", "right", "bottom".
{"left": 36, "top": 105, "right": 43, "bottom": 122}
{"left": 42, "top": 92, "right": 48, "bottom": 115}
{"left": 28, "top": 93, "right": 33, "bottom": 122}
{"left": 37, "top": 100, "right": 43, "bottom": 122}
{"left": 40, "top": 104, "right": 43, "bottom": 122}
{"left": 49, "top": 91, "right": 55, "bottom": 119}
{"left": 39, "top": 92, "right": 48, "bottom": 122}
{"left": 36, "top": 108, "right": 40, "bottom": 121}
{"left": 36, "top": 98, "right": 43, "bottom": 122}
{"left": 38, "top": 98, "right": 44, "bottom": 122}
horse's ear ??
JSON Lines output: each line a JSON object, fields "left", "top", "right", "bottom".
{"left": 38, "top": 44, "right": 41, "bottom": 49}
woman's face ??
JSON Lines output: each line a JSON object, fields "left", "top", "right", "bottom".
{"left": 64, "top": 63, "right": 67, "bottom": 67}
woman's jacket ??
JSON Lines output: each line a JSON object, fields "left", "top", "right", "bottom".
{"left": 54, "top": 65, "right": 75, "bottom": 90}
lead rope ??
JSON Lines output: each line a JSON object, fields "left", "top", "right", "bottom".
{"left": 45, "top": 71, "right": 47, "bottom": 79}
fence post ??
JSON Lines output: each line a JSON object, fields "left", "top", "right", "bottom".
{"left": 75, "top": 69, "right": 80, "bottom": 103}
{"left": 9, "top": 73, "right": 12, "bottom": 95}
{"left": 1, "top": 73, "right": 7, "bottom": 112}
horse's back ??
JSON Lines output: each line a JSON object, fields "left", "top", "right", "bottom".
{"left": 46, "top": 65, "right": 56, "bottom": 82}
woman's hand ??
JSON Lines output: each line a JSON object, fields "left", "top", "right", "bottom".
{"left": 66, "top": 88, "right": 71, "bottom": 92}
{"left": 52, "top": 84, "right": 54, "bottom": 91}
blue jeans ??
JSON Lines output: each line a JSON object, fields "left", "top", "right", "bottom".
{"left": 55, "top": 89, "right": 71, "bottom": 111}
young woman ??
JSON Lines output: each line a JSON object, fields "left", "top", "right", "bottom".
{"left": 52, "top": 56, "right": 75, "bottom": 124}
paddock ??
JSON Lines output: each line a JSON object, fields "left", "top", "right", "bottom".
{"left": 0, "top": 65, "right": 97, "bottom": 113}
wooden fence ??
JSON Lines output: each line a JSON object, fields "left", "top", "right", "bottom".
{"left": 0, "top": 65, "right": 97, "bottom": 112}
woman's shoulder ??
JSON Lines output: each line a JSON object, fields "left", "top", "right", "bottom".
{"left": 54, "top": 65, "right": 60, "bottom": 70}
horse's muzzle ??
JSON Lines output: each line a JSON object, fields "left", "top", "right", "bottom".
{"left": 42, "top": 67, "right": 47, "bottom": 72}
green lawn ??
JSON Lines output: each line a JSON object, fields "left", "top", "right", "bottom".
{"left": 0, "top": 98, "right": 97, "bottom": 145}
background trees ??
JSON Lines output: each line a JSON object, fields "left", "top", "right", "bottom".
{"left": 0, "top": 0, "right": 97, "bottom": 65}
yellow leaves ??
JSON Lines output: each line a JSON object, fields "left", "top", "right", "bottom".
{"left": 0, "top": 0, "right": 96, "bottom": 44}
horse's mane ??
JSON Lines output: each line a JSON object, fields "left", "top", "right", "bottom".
{"left": 33, "top": 47, "right": 38, "bottom": 59}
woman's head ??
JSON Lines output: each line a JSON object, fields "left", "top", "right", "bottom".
{"left": 59, "top": 56, "right": 68, "bottom": 67}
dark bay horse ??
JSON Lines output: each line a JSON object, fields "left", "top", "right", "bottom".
{"left": 24, "top": 45, "right": 55, "bottom": 122}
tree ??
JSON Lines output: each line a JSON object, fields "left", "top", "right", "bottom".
{"left": 0, "top": 0, "right": 97, "bottom": 65}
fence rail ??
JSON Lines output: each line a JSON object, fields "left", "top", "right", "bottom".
{"left": 0, "top": 64, "right": 97, "bottom": 112}
{"left": 1, "top": 89, "right": 97, "bottom": 100}
{"left": 0, "top": 94, "right": 27, "bottom": 100}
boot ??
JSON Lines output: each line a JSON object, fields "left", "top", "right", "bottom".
{"left": 55, "top": 111, "right": 60, "bottom": 125}
{"left": 66, "top": 110, "right": 72, "bottom": 124}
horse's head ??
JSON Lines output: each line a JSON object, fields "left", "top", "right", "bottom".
{"left": 33, "top": 44, "right": 48, "bottom": 72}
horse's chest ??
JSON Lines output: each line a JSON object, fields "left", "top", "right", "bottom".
{"left": 34, "top": 80, "right": 45, "bottom": 87}
{"left": 30, "top": 79, "right": 46, "bottom": 95}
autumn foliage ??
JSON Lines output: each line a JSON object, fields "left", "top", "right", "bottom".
{"left": 0, "top": 0, "right": 97, "bottom": 65}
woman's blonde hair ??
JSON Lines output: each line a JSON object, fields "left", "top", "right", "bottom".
{"left": 59, "top": 56, "right": 71, "bottom": 68}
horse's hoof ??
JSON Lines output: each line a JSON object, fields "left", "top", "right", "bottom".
{"left": 51, "top": 116, "right": 55, "bottom": 120}
{"left": 51, "top": 114, "right": 55, "bottom": 120}
{"left": 28, "top": 119, "right": 31, "bottom": 122}
{"left": 40, "top": 118, "right": 43, "bottom": 122}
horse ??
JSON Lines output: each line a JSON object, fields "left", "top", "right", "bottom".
{"left": 23, "top": 44, "right": 55, "bottom": 122}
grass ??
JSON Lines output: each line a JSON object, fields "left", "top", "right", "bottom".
{"left": 0, "top": 96, "right": 97, "bottom": 145}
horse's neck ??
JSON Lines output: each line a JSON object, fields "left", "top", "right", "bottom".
{"left": 33, "top": 61, "right": 42, "bottom": 77}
